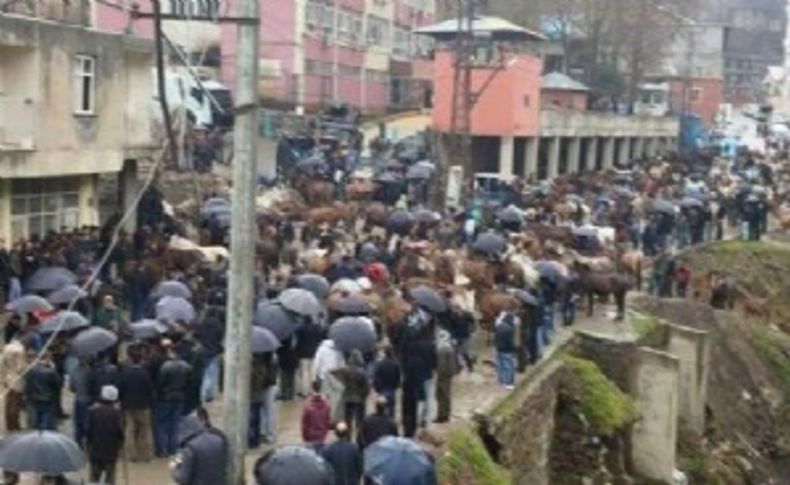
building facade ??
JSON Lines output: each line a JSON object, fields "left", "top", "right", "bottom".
{"left": 0, "top": 10, "right": 157, "bottom": 244}
{"left": 220, "top": 0, "right": 436, "bottom": 114}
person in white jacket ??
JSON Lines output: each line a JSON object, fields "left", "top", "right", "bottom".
{"left": 311, "top": 339, "right": 345, "bottom": 422}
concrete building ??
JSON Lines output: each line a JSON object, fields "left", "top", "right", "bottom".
{"left": 541, "top": 72, "right": 589, "bottom": 112}
{"left": 0, "top": 10, "right": 156, "bottom": 244}
{"left": 219, "top": 0, "right": 436, "bottom": 114}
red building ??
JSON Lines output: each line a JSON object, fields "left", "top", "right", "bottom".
{"left": 541, "top": 72, "right": 589, "bottom": 111}
{"left": 667, "top": 77, "right": 724, "bottom": 125}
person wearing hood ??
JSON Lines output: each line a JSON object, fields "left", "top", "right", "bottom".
{"left": 301, "top": 379, "right": 332, "bottom": 449}
{"left": 85, "top": 385, "right": 124, "bottom": 484}
{"left": 170, "top": 408, "right": 229, "bottom": 485}
{"left": 312, "top": 339, "right": 345, "bottom": 421}
{"left": 331, "top": 350, "right": 370, "bottom": 438}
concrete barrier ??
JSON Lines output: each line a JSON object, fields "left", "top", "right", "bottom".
{"left": 665, "top": 323, "right": 710, "bottom": 434}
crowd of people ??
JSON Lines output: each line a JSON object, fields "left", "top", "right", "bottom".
{"left": 0, "top": 141, "right": 787, "bottom": 483}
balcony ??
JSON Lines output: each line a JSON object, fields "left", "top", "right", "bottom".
{"left": 0, "top": 0, "right": 91, "bottom": 27}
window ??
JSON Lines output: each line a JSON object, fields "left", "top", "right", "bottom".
{"left": 366, "top": 69, "right": 389, "bottom": 84}
{"left": 169, "top": 0, "right": 219, "bottom": 17}
{"left": 10, "top": 178, "right": 80, "bottom": 241}
{"left": 336, "top": 10, "right": 363, "bottom": 45}
{"left": 74, "top": 55, "right": 95, "bottom": 115}
{"left": 366, "top": 15, "right": 389, "bottom": 48}
{"left": 689, "top": 87, "right": 702, "bottom": 102}
{"left": 393, "top": 27, "right": 411, "bottom": 57}
{"left": 339, "top": 65, "right": 361, "bottom": 77}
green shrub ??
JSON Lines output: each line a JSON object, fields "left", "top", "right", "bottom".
{"left": 437, "top": 428, "right": 511, "bottom": 485}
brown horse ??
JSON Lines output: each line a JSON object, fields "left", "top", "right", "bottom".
{"left": 576, "top": 264, "right": 633, "bottom": 321}
{"left": 619, "top": 249, "right": 644, "bottom": 292}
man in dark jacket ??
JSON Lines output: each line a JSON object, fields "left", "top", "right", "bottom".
{"left": 85, "top": 385, "right": 124, "bottom": 484}
{"left": 494, "top": 311, "right": 517, "bottom": 389}
{"left": 24, "top": 351, "right": 61, "bottom": 430}
{"left": 358, "top": 397, "right": 398, "bottom": 448}
{"left": 119, "top": 347, "right": 155, "bottom": 461}
{"left": 322, "top": 422, "right": 363, "bottom": 485}
{"left": 155, "top": 341, "right": 193, "bottom": 456}
{"left": 372, "top": 347, "right": 401, "bottom": 417}
{"left": 170, "top": 410, "right": 229, "bottom": 485}
{"left": 295, "top": 321, "right": 325, "bottom": 397}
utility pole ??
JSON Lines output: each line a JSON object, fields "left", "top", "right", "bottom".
{"left": 450, "top": 0, "right": 475, "bottom": 195}
{"left": 151, "top": 0, "right": 177, "bottom": 164}
{"left": 223, "top": 0, "right": 259, "bottom": 482}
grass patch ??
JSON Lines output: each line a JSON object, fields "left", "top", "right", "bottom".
{"left": 750, "top": 327, "right": 790, "bottom": 394}
{"left": 563, "top": 356, "right": 640, "bottom": 435}
{"left": 631, "top": 311, "right": 660, "bottom": 338}
{"left": 437, "top": 428, "right": 511, "bottom": 485}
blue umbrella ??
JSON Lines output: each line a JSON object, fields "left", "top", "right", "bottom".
{"left": 152, "top": 280, "right": 193, "bottom": 300}
{"left": 497, "top": 206, "right": 524, "bottom": 224}
{"left": 128, "top": 319, "right": 170, "bottom": 340}
{"left": 251, "top": 327, "right": 281, "bottom": 353}
{"left": 295, "top": 274, "right": 331, "bottom": 299}
{"left": 534, "top": 260, "right": 566, "bottom": 284}
{"left": 47, "top": 284, "right": 88, "bottom": 305}
{"left": 329, "top": 317, "right": 376, "bottom": 353}
{"left": 5, "top": 295, "right": 53, "bottom": 314}
{"left": 278, "top": 288, "right": 322, "bottom": 318}
{"left": 255, "top": 446, "right": 334, "bottom": 485}
{"left": 472, "top": 232, "right": 508, "bottom": 256}
{"left": 39, "top": 311, "right": 89, "bottom": 333}
{"left": 155, "top": 296, "right": 197, "bottom": 324}
{"left": 254, "top": 302, "right": 300, "bottom": 339}
{"left": 651, "top": 199, "right": 676, "bottom": 214}
{"left": 409, "top": 286, "right": 447, "bottom": 314}
{"left": 364, "top": 437, "right": 435, "bottom": 485}
{"left": 0, "top": 431, "right": 85, "bottom": 474}
{"left": 25, "top": 267, "right": 77, "bottom": 292}
{"left": 70, "top": 327, "right": 118, "bottom": 356}
{"left": 388, "top": 210, "right": 414, "bottom": 235}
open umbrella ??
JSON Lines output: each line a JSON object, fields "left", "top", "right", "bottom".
{"left": 497, "top": 206, "right": 524, "bottom": 225}
{"left": 651, "top": 199, "right": 676, "bottom": 214}
{"left": 254, "top": 446, "right": 334, "bottom": 485}
{"left": 572, "top": 226, "right": 598, "bottom": 239}
{"left": 5, "top": 295, "right": 53, "bottom": 314}
{"left": 472, "top": 232, "right": 508, "bottom": 256}
{"left": 534, "top": 260, "right": 567, "bottom": 284}
{"left": 278, "top": 288, "right": 322, "bottom": 317}
{"left": 25, "top": 267, "right": 77, "bottom": 292}
{"left": 406, "top": 165, "right": 432, "bottom": 180}
{"left": 47, "top": 284, "right": 88, "bottom": 305}
{"left": 152, "top": 280, "right": 193, "bottom": 300}
{"left": 199, "top": 198, "right": 231, "bottom": 218}
{"left": 70, "top": 327, "right": 118, "bottom": 356}
{"left": 330, "top": 294, "right": 372, "bottom": 316}
{"left": 295, "top": 274, "right": 331, "bottom": 299}
{"left": 251, "top": 327, "right": 281, "bottom": 354}
{"left": 387, "top": 210, "right": 414, "bottom": 235}
{"left": 254, "top": 302, "right": 300, "bottom": 340}
{"left": 409, "top": 286, "right": 447, "bottom": 314}
{"left": 681, "top": 197, "right": 704, "bottom": 209}
{"left": 375, "top": 171, "right": 401, "bottom": 184}
{"left": 0, "top": 431, "right": 85, "bottom": 474}
{"left": 210, "top": 211, "right": 233, "bottom": 228}
{"left": 155, "top": 296, "right": 196, "bottom": 324}
{"left": 128, "top": 319, "right": 170, "bottom": 340}
{"left": 331, "top": 278, "right": 363, "bottom": 295}
{"left": 358, "top": 243, "right": 381, "bottom": 263}
{"left": 38, "top": 311, "right": 89, "bottom": 334}
{"left": 329, "top": 317, "right": 377, "bottom": 352}
{"left": 412, "top": 208, "right": 441, "bottom": 224}
{"left": 364, "top": 437, "right": 435, "bottom": 485}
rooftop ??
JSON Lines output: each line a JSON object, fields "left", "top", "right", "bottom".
{"left": 541, "top": 72, "right": 589, "bottom": 92}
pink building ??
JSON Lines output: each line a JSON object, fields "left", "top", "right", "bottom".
{"left": 541, "top": 72, "right": 589, "bottom": 112}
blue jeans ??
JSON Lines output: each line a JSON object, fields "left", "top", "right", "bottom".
{"left": 542, "top": 303, "right": 555, "bottom": 345}
{"left": 27, "top": 402, "right": 56, "bottom": 431}
{"left": 73, "top": 400, "right": 91, "bottom": 446}
{"left": 249, "top": 402, "right": 263, "bottom": 448}
{"left": 155, "top": 401, "right": 183, "bottom": 456}
{"left": 562, "top": 298, "right": 576, "bottom": 327}
{"left": 496, "top": 352, "right": 515, "bottom": 386}
{"left": 201, "top": 356, "right": 220, "bottom": 403}
{"left": 260, "top": 387, "right": 277, "bottom": 443}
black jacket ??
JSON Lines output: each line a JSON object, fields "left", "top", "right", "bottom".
{"left": 372, "top": 358, "right": 401, "bottom": 393}
{"left": 171, "top": 428, "right": 229, "bottom": 485}
{"left": 359, "top": 412, "right": 398, "bottom": 448}
{"left": 494, "top": 313, "right": 516, "bottom": 353}
{"left": 322, "top": 439, "right": 363, "bottom": 485}
{"left": 86, "top": 404, "right": 124, "bottom": 462}
{"left": 119, "top": 364, "right": 155, "bottom": 410}
{"left": 295, "top": 323, "right": 325, "bottom": 359}
{"left": 87, "top": 362, "right": 121, "bottom": 403}
{"left": 156, "top": 358, "right": 193, "bottom": 402}
{"left": 24, "top": 363, "right": 62, "bottom": 404}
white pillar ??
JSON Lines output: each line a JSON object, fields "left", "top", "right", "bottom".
{"left": 499, "top": 136, "right": 515, "bottom": 180}
{"left": 647, "top": 138, "right": 659, "bottom": 157}
{"left": 0, "top": 178, "right": 10, "bottom": 247}
{"left": 524, "top": 137, "right": 539, "bottom": 179}
{"left": 585, "top": 137, "right": 598, "bottom": 172}
{"left": 78, "top": 175, "right": 99, "bottom": 227}
{"left": 617, "top": 137, "right": 631, "bottom": 166}
{"left": 119, "top": 161, "right": 138, "bottom": 233}
{"left": 568, "top": 137, "right": 582, "bottom": 173}
{"left": 603, "top": 137, "right": 615, "bottom": 170}
{"left": 633, "top": 137, "right": 645, "bottom": 159}
{"left": 548, "top": 137, "right": 561, "bottom": 179}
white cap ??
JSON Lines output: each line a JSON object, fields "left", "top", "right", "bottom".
{"left": 101, "top": 385, "right": 119, "bottom": 402}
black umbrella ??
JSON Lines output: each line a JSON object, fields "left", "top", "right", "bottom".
{"left": 47, "top": 284, "right": 87, "bottom": 305}
{"left": 128, "top": 319, "right": 170, "bottom": 340}
{"left": 651, "top": 199, "right": 676, "bottom": 214}
{"left": 210, "top": 211, "right": 233, "bottom": 228}
{"left": 358, "top": 243, "right": 381, "bottom": 263}
{"left": 38, "top": 311, "right": 89, "bottom": 334}
{"left": 330, "top": 294, "right": 372, "bottom": 316}
{"left": 406, "top": 165, "right": 432, "bottom": 180}
{"left": 254, "top": 446, "right": 334, "bottom": 485}
{"left": 329, "top": 317, "right": 377, "bottom": 353}
{"left": 472, "top": 232, "right": 508, "bottom": 256}
{"left": 388, "top": 210, "right": 414, "bottom": 235}
{"left": 0, "top": 431, "right": 85, "bottom": 474}
{"left": 278, "top": 288, "right": 322, "bottom": 317}
{"left": 254, "top": 302, "right": 300, "bottom": 339}
{"left": 295, "top": 274, "right": 331, "bottom": 299}
{"left": 534, "top": 260, "right": 566, "bottom": 284}
{"left": 155, "top": 296, "right": 197, "bottom": 324}
{"left": 364, "top": 437, "right": 435, "bottom": 485}
{"left": 152, "top": 280, "right": 193, "bottom": 300}
{"left": 413, "top": 209, "right": 441, "bottom": 224}
{"left": 681, "top": 197, "right": 704, "bottom": 209}
{"left": 497, "top": 206, "right": 524, "bottom": 224}
{"left": 5, "top": 295, "right": 53, "bottom": 314}
{"left": 70, "top": 327, "right": 118, "bottom": 356}
{"left": 200, "top": 198, "right": 231, "bottom": 218}
{"left": 409, "top": 286, "right": 447, "bottom": 314}
{"left": 572, "top": 226, "right": 598, "bottom": 239}
{"left": 375, "top": 172, "right": 400, "bottom": 184}
{"left": 25, "top": 267, "right": 77, "bottom": 292}
{"left": 251, "top": 327, "right": 281, "bottom": 354}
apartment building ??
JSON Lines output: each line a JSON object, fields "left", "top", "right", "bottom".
{"left": 0, "top": 7, "right": 157, "bottom": 244}
{"left": 221, "top": 0, "right": 436, "bottom": 114}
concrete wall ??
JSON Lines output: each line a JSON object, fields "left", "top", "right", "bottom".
{"left": 0, "top": 15, "right": 156, "bottom": 178}
{"left": 542, "top": 89, "right": 588, "bottom": 111}
{"left": 540, "top": 110, "right": 680, "bottom": 138}
{"left": 665, "top": 323, "right": 710, "bottom": 434}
